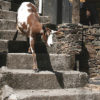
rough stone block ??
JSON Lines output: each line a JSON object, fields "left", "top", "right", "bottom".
{"left": 0, "top": 40, "right": 71, "bottom": 54}
{"left": 0, "top": 19, "right": 16, "bottom": 30}
{"left": 0, "top": 16, "right": 50, "bottom": 30}
{"left": 0, "top": 40, "right": 28, "bottom": 53}
{"left": 0, "top": 10, "right": 16, "bottom": 20}
{"left": 0, "top": 1, "right": 11, "bottom": 10}
{"left": 6, "top": 53, "right": 74, "bottom": 71}
{"left": 2, "top": 69, "right": 88, "bottom": 89}
{"left": 0, "top": 30, "right": 26, "bottom": 41}
{"left": 14, "top": 88, "right": 100, "bottom": 100}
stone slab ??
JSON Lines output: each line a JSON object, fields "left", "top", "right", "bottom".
{"left": 0, "top": 40, "right": 70, "bottom": 54}
{"left": 0, "top": 40, "right": 28, "bottom": 53}
{"left": 14, "top": 88, "right": 100, "bottom": 100}
{"left": 2, "top": 69, "right": 88, "bottom": 89}
{"left": 0, "top": 1, "right": 11, "bottom": 11}
{"left": 0, "top": 17, "right": 50, "bottom": 30}
{"left": 0, "top": 10, "right": 16, "bottom": 20}
{"left": 0, "top": 30, "right": 26, "bottom": 41}
{"left": 0, "top": 19, "right": 16, "bottom": 30}
{"left": 6, "top": 53, "right": 74, "bottom": 71}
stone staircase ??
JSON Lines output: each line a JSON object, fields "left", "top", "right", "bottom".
{"left": 0, "top": 0, "right": 100, "bottom": 100}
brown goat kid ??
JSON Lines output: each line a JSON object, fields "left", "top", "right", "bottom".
{"left": 17, "top": 2, "right": 58, "bottom": 72}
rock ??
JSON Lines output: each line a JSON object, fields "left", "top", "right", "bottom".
{"left": 1, "top": 85, "right": 14, "bottom": 100}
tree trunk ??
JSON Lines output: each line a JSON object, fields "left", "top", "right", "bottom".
{"left": 72, "top": 0, "right": 80, "bottom": 24}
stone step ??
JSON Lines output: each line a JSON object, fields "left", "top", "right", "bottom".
{"left": 89, "top": 76, "right": 100, "bottom": 85}
{"left": 1, "top": 69, "right": 88, "bottom": 89}
{"left": 0, "top": 30, "right": 26, "bottom": 41}
{"left": 0, "top": 9, "right": 50, "bottom": 22}
{"left": 0, "top": 19, "right": 16, "bottom": 30}
{"left": 4, "top": 0, "right": 11, "bottom": 1}
{"left": 0, "top": 40, "right": 70, "bottom": 54}
{"left": 90, "top": 80, "right": 100, "bottom": 85}
{"left": 0, "top": 40, "right": 28, "bottom": 53}
{"left": 0, "top": 17, "right": 50, "bottom": 30}
{"left": 0, "top": 10, "right": 16, "bottom": 20}
{"left": 14, "top": 88, "right": 100, "bottom": 100}
{"left": 5, "top": 53, "right": 74, "bottom": 71}
{"left": 0, "top": 30, "right": 62, "bottom": 42}
{"left": 0, "top": 0, "right": 11, "bottom": 10}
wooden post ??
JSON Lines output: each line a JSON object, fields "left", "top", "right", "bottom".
{"left": 72, "top": 0, "right": 80, "bottom": 24}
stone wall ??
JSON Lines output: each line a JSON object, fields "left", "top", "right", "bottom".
{"left": 83, "top": 25, "right": 100, "bottom": 77}
{"left": 57, "top": 23, "right": 82, "bottom": 55}
{"left": 57, "top": 23, "right": 100, "bottom": 78}
{"left": 56, "top": 24, "right": 82, "bottom": 71}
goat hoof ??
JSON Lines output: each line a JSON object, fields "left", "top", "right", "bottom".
{"left": 28, "top": 52, "right": 32, "bottom": 54}
{"left": 33, "top": 69, "right": 39, "bottom": 73}
{"left": 28, "top": 51, "right": 32, "bottom": 54}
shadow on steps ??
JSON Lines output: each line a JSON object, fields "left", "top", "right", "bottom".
{"left": 35, "top": 35, "right": 64, "bottom": 89}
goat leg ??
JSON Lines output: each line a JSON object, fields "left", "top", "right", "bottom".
{"left": 32, "top": 53, "right": 39, "bottom": 72}
{"left": 28, "top": 47, "right": 32, "bottom": 54}
{"left": 29, "top": 36, "right": 39, "bottom": 72}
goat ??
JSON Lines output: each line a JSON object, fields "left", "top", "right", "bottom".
{"left": 17, "top": 2, "right": 57, "bottom": 72}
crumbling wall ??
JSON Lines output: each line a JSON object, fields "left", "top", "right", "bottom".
{"left": 57, "top": 23, "right": 82, "bottom": 55}
{"left": 57, "top": 23, "right": 100, "bottom": 78}
{"left": 84, "top": 25, "right": 100, "bottom": 77}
